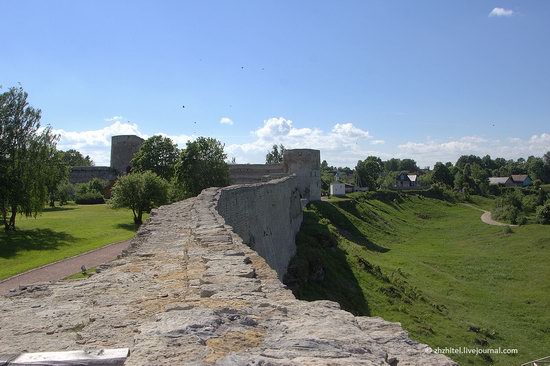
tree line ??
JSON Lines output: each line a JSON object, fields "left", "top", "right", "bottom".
{"left": 1, "top": 86, "right": 231, "bottom": 230}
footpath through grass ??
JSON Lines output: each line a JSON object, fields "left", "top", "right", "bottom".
{"left": 0, "top": 204, "right": 142, "bottom": 280}
{"left": 289, "top": 192, "right": 550, "bottom": 366}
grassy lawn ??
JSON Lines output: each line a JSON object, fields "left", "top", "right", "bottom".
{"left": 0, "top": 204, "right": 143, "bottom": 280}
{"left": 289, "top": 192, "right": 550, "bottom": 365}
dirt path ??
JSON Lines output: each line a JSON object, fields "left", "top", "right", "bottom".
{"left": 0, "top": 240, "right": 131, "bottom": 295}
{"left": 461, "top": 203, "right": 517, "bottom": 227}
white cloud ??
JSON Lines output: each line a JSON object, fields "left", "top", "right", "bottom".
{"left": 53, "top": 119, "right": 194, "bottom": 166}
{"left": 489, "top": 7, "right": 514, "bottom": 17}
{"left": 371, "top": 140, "right": 385, "bottom": 145}
{"left": 226, "top": 117, "right": 381, "bottom": 167}
{"left": 398, "top": 133, "right": 550, "bottom": 167}
{"left": 220, "top": 117, "right": 234, "bottom": 125}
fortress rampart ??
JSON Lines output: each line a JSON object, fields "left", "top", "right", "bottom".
{"left": 229, "top": 149, "right": 321, "bottom": 202}
{"left": 217, "top": 176, "right": 302, "bottom": 278}
{"left": 0, "top": 177, "right": 456, "bottom": 365}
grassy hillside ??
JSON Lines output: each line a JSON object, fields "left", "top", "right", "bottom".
{"left": 287, "top": 192, "right": 550, "bottom": 365}
{"left": 0, "top": 204, "right": 142, "bottom": 280}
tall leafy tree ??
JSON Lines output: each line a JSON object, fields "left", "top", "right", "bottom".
{"left": 0, "top": 86, "right": 58, "bottom": 230}
{"left": 265, "top": 144, "right": 286, "bottom": 164}
{"left": 432, "top": 162, "right": 454, "bottom": 187}
{"left": 46, "top": 150, "right": 70, "bottom": 207}
{"left": 61, "top": 149, "right": 94, "bottom": 166}
{"left": 131, "top": 135, "right": 179, "bottom": 180}
{"left": 175, "top": 137, "right": 230, "bottom": 197}
{"left": 355, "top": 156, "right": 383, "bottom": 190}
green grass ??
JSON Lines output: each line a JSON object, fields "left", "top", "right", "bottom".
{"left": 541, "top": 184, "right": 550, "bottom": 193}
{"left": 289, "top": 193, "right": 550, "bottom": 366}
{"left": 0, "top": 204, "right": 144, "bottom": 280}
{"left": 63, "top": 266, "right": 97, "bottom": 281}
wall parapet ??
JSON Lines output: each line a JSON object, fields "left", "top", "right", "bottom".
{"left": 0, "top": 185, "right": 456, "bottom": 365}
{"left": 216, "top": 176, "right": 302, "bottom": 278}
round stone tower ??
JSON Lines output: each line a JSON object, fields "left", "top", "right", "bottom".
{"left": 110, "top": 135, "right": 145, "bottom": 174}
{"left": 283, "top": 149, "right": 321, "bottom": 201}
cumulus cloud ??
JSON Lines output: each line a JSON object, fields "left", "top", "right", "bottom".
{"left": 226, "top": 117, "right": 382, "bottom": 167}
{"left": 371, "top": 140, "right": 385, "bottom": 145}
{"left": 398, "top": 133, "right": 550, "bottom": 167}
{"left": 220, "top": 117, "right": 234, "bottom": 125}
{"left": 489, "top": 7, "right": 514, "bottom": 17}
{"left": 53, "top": 117, "right": 193, "bottom": 166}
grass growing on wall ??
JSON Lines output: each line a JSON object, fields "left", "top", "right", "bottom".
{"left": 288, "top": 193, "right": 550, "bottom": 365}
{"left": 0, "top": 204, "right": 145, "bottom": 280}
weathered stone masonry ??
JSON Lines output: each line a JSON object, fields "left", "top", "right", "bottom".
{"left": 0, "top": 180, "right": 456, "bottom": 365}
{"left": 217, "top": 177, "right": 303, "bottom": 279}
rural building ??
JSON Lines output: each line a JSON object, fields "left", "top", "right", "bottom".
{"left": 488, "top": 175, "right": 532, "bottom": 187}
{"left": 396, "top": 172, "right": 419, "bottom": 189}
{"left": 345, "top": 183, "right": 355, "bottom": 193}
{"left": 488, "top": 177, "right": 513, "bottom": 186}
{"left": 330, "top": 182, "right": 346, "bottom": 196}
{"left": 511, "top": 174, "right": 532, "bottom": 187}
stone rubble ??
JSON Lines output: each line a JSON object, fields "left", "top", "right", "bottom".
{"left": 0, "top": 188, "right": 456, "bottom": 365}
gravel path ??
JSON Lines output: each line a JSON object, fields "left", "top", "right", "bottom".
{"left": 0, "top": 239, "right": 131, "bottom": 295}
{"left": 461, "top": 203, "right": 517, "bottom": 227}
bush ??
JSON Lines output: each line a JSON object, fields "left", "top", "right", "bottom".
{"left": 56, "top": 181, "right": 75, "bottom": 205}
{"left": 111, "top": 171, "right": 169, "bottom": 225}
{"left": 536, "top": 202, "right": 550, "bottom": 224}
{"left": 492, "top": 205, "right": 520, "bottom": 224}
{"left": 75, "top": 190, "right": 105, "bottom": 204}
{"left": 522, "top": 194, "right": 539, "bottom": 213}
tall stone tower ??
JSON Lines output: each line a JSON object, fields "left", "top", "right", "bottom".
{"left": 110, "top": 135, "right": 144, "bottom": 174}
{"left": 283, "top": 149, "right": 321, "bottom": 201}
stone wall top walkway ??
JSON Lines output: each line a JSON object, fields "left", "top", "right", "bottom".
{"left": 0, "top": 188, "right": 456, "bottom": 365}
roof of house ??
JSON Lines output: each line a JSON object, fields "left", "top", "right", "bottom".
{"left": 511, "top": 174, "right": 529, "bottom": 183}
{"left": 407, "top": 175, "right": 418, "bottom": 182}
{"left": 489, "top": 177, "right": 511, "bottom": 185}
{"left": 397, "top": 172, "right": 411, "bottom": 181}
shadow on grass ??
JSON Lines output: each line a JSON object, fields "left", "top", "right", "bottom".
{"left": 42, "top": 206, "right": 77, "bottom": 213}
{"left": 115, "top": 223, "right": 138, "bottom": 232}
{"left": 0, "top": 229, "right": 75, "bottom": 258}
{"left": 285, "top": 207, "right": 372, "bottom": 316}
{"left": 315, "top": 201, "right": 389, "bottom": 253}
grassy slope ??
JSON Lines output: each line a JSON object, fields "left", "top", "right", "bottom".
{"left": 289, "top": 193, "right": 550, "bottom": 365}
{"left": 0, "top": 204, "right": 142, "bottom": 280}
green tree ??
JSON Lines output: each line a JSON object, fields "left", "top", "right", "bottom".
{"left": 536, "top": 201, "right": 550, "bottom": 224}
{"left": 175, "top": 137, "right": 230, "bottom": 197}
{"left": 355, "top": 156, "right": 383, "bottom": 190}
{"left": 0, "top": 86, "right": 58, "bottom": 231}
{"left": 61, "top": 149, "right": 93, "bottom": 166}
{"left": 111, "top": 171, "right": 169, "bottom": 226}
{"left": 399, "top": 158, "right": 419, "bottom": 172}
{"left": 432, "top": 162, "right": 454, "bottom": 187}
{"left": 131, "top": 135, "right": 179, "bottom": 180}
{"left": 265, "top": 144, "right": 286, "bottom": 164}
{"left": 46, "top": 150, "right": 70, "bottom": 207}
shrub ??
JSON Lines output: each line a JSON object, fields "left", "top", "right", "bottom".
{"left": 492, "top": 205, "right": 520, "bottom": 224}
{"left": 522, "top": 194, "right": 538, "bottom": 213}
{"left": 536, "top": 202, "right": 550, "bottom": 224}
{"left": 111, "top": 171, "right": 169, "bottom": 225}
{"left": 56, "top": 181, "right": 75, "bottom": 205}
{"left": 75, "top": 190, "right": 105, "bottom": 204}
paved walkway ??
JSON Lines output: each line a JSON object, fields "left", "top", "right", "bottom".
{"left": 0, "top": 240, "right": 131, "bottom": 295}
{"left": 461, "top": 203, "right": 517, "bottom": 227}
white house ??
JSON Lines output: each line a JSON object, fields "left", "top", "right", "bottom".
{"left": 330, "top": 182, "right": 346, "bottom": 196}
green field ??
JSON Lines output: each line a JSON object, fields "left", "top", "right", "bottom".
{"left": 0, "top": 204, "right": 142, "bottom": 280}
{"left": 289, "top": 193, "right": 550, "bottom": 365}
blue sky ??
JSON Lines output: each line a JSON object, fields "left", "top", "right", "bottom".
{"left": 2, "top": 1, "right": 549, "bottom": 167}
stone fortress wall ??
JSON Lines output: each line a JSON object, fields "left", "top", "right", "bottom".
{"left": 229, "top": 149, "right": 321, "bottom": 202}
{"left": 68, "top": 135, "right": 144, "bottom": 185}
{"left": 217, "top": 176, "right": 303, "bottom": 278}
{"left": 0, "top": 181, "right": 456, "bottom": 365}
